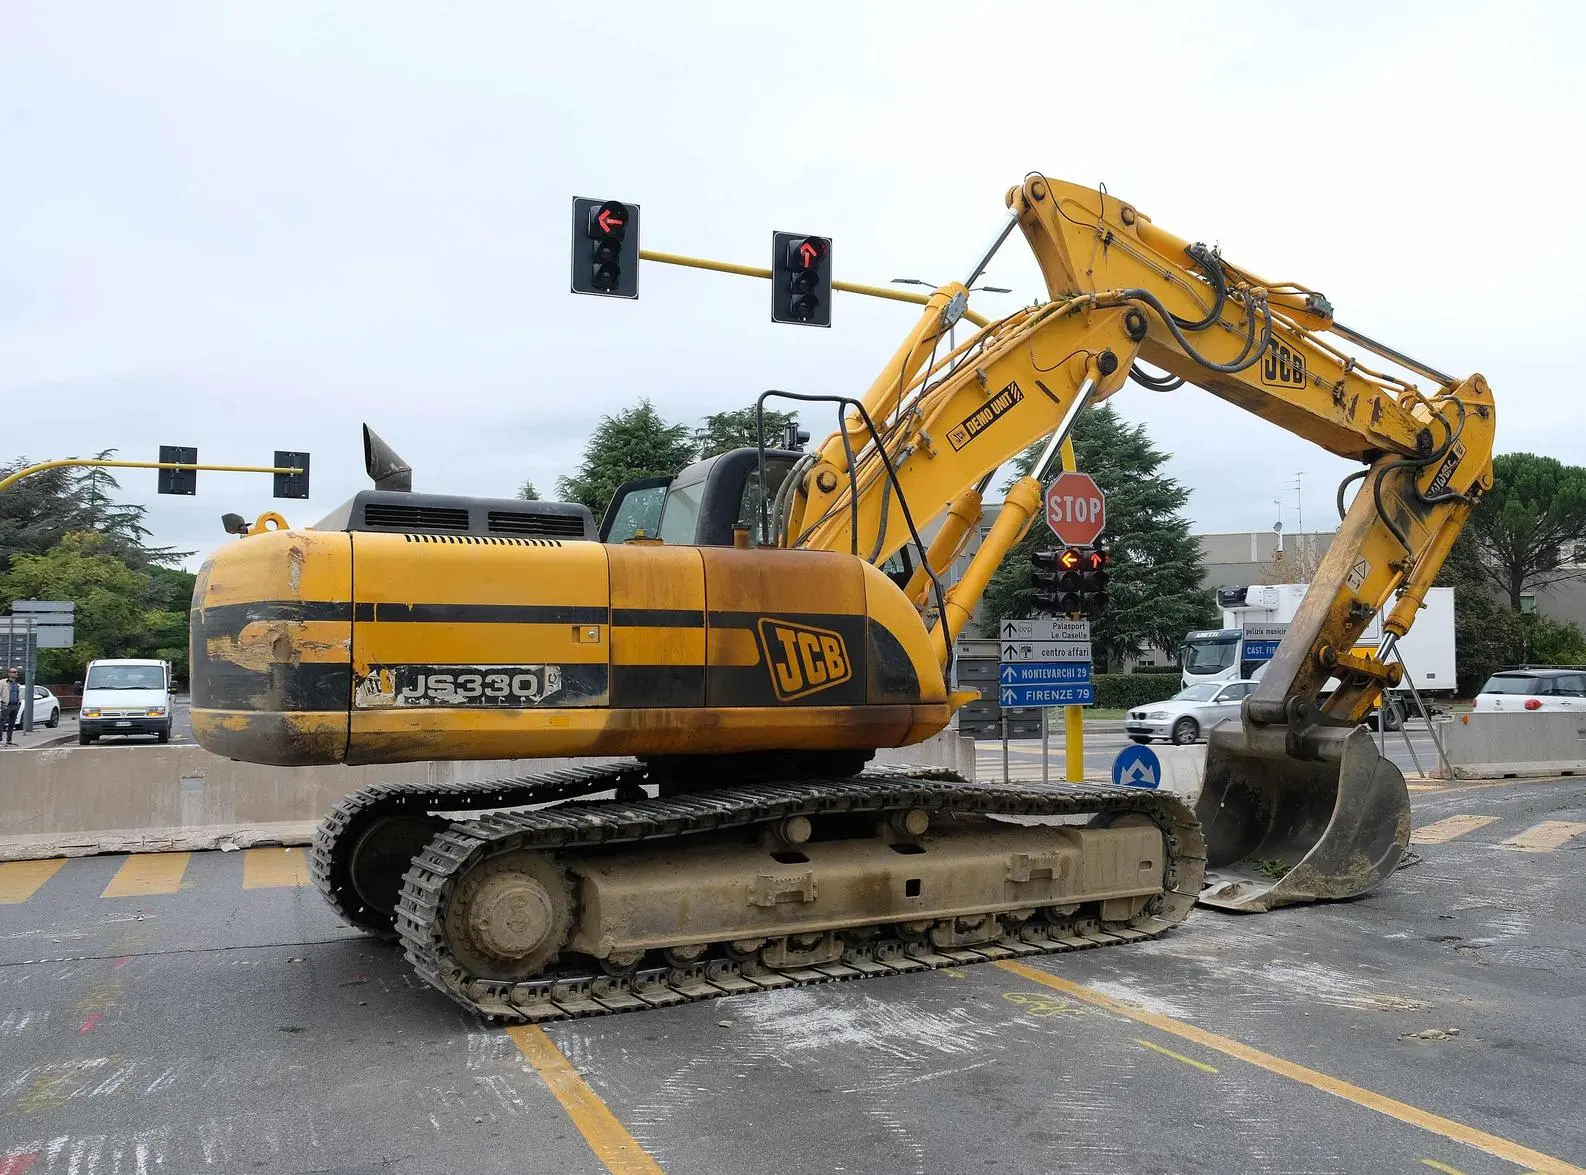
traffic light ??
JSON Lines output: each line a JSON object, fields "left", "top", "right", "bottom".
{"left": 772, "top": 231, "right": 832, "bottom": 327}
{"left": 571, "top": 197, "right": 640, "bottom": 298}
{"left": 273, "top": 450, "right": 311, "bottom": 500}
{"left": 1079, "top": 546, "right": 1111, "bottom": 616}
{"left": 157, "top": 445, "right": 197, "bottom": 495}
{"left": 1031, "top": 547, "right": 1084, "bottom": 615}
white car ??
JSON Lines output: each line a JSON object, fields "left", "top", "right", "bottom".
{"left": 25, "top": 686, "right": 60, "bottom": 727}
{"left": 1125, "top": 680, "right": 1256, "bottom": 745}
{"left": 1472, "top": 668, "right": 1586, "bottom": 713}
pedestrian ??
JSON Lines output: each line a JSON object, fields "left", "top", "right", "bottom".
{"left": 1, "top": 667, "right": 20, "bottom": 746}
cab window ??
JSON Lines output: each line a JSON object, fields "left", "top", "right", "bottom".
{"left": 602, "top": 479, "right": 669, "bottom": 543}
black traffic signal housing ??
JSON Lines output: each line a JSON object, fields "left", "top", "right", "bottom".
{"left": 1079, "top": 546, "right": 1111, "bottom": 617}
{"left": 273, "top": 450, "right": 311, "bottom": 500}
{"left": 157, "top": 445, "right": 197, "bottom": 495}
{"left": 772, "top": 231, "right": 831, "bottom": 327}
{"left": 571, "top": 197, "right": 639, "bottom": 298}
{"left": 1031, "top": 547, "right": 1084, "bottom": 615}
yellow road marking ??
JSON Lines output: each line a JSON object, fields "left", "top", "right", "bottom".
{"left": 997, "top": 961, "right": 1586, "bottom": 1175}
{"left": 241, "top": 847, "right": 309, "bottom": 889}
{"left": 1411, "top": 815, "right": 1498, "bottom": 845}
{"left": 508, "top": 1025, "right": 663, "bottom": 1174}
{"left": 1499, "top": 821, "right": 1586, "bottom": 853}
{"left": 1420, "top": 1160, "right": 1467, "bottom": 1174}
{"left": 102, "top": 852, "right": 191, "bottom": 897}
{"left": 1133, "top": 1037, "right": 1218, "bottom": 1073}
{"left": 0, "top": 858, "right": 66, "bottom": 904}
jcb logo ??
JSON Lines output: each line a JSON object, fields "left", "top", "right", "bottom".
{"left": 1260, "top": 339, "right": 1307, "bottom": 389}
{"left": 757, "top": 619, "right": 852, "bottom": 702}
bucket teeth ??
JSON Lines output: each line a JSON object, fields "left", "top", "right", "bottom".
{"left": 1194, "top": 721, "right": 1411, "bottom": 912}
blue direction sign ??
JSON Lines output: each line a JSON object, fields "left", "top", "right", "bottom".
{"left": 999, "top": 682, "right": 1094, "bottom": 707}
{"left": 999, "top": 662, "right": 1091, "bottom": 686}
{"left": 1112, "top": 743, "right": 1161, "bottom": 789}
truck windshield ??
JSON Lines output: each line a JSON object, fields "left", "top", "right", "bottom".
{"left": 85, "top": 665, "right": 165, "bottom": 690}
{"left": 1182, "top": 635, "right": 1239, "bottom": 674}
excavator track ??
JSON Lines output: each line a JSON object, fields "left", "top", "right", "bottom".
{"left": 313, "top": 764, "right": 1205, "bottom": 1024}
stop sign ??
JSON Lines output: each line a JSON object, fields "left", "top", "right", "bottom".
{"left": 1045, "top": 472, "right": 1106, "bottom": 545}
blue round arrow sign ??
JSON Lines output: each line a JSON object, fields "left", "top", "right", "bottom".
{"left": 1112, "top": 743, "right": 1161, "bottom": 790}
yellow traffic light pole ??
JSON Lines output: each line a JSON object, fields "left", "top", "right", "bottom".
{"left": 639, "top": 248, "right": 1085, "bottom": 783}
{"left": 0, "top": 457, "right": 304, "bottom": 495}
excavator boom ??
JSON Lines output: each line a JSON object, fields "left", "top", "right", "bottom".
{"left": 774, "top": 174, "right": 1493, "bottom": 909}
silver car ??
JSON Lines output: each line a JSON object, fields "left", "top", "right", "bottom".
{"left": 1125, "top": 680, "right": 1256, "bottom": 745}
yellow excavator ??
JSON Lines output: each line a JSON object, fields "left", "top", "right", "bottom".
{"left": 189, "top": 173, "right": 1493, "bottom": 1021}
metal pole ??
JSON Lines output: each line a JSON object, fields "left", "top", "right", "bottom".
{"left": 22, "top": 622, "right": 36, "bottom": 734}
{"left": 1390, "top": 647, "right": 1449, "bottom": 778}
{"left": 1065, "top": 702, "right": 1085, "bottom": 783}
{"left": 636, "top": 249, "right": 993, "bottom": 329}
{"left": 1041, "top": 707, "right": 1050, "bottom": 784}
{"left": 963, "top": 214, "right": 1020, "bottom": 291}
{"left": 0, "top": 457, "right": 305, "bottom": 495}
{"left": 1001, "top": 711, "right": 1010, "bottom": 785}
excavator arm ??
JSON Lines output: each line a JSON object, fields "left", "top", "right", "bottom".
{"left": 776, "top": 173, "right": 1495, "bottom": 910}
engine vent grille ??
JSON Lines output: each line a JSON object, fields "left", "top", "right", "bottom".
{"left": 401, "top": 534, "right": 563, "bottom": 546}
{"left": 363, "top": 503, "right": 470, "bottom": 531}
{"left": 486, "top": 510, "right": 587, "bottom": 537}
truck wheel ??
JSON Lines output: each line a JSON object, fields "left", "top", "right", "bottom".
{"left": 78, "top": 729, "right": 94, "bottom": 746}
{"left": 157, "top": 723, "right": 171, "bottom": 744}
{"left": 1171, "top": 718, "right": 1199, "bottom": 745}
{"left": 1375, "top": 704, "right": 1403, "bottom": 733}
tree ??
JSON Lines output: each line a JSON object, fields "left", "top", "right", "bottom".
{"left": 554, "top": 400, "right": 697, "bottom": 520}
{"left": 980, "top": 404, "right": 1218, "bottom": 669}
{"left": 1434, "top": 531, "right": 1524, "bottom": 695}
{"left": 1, "top": 532, "right": 154, "bottom": 679}
{"left": 1521, "top": 613, "right": 1586, "bottom": 665}
{"left": 516, "top": 481, "right": 540, "bottom": 501}
{"left": 695, "top": 407, "right": 800, "bottom": 460}
{"left": 1466, "top": 452, "right": 1586, "bottom": 609}
{"left": 1, "top": 451, "right": 186, "bottom": 574}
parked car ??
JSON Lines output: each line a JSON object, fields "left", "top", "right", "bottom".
{"left": 27, "top": 686, "right": 60, "bottom": 727}
{"left": 78, "top": 658, "right": 174, "bottom": 744}
{"left": 1472, "top": 668, "right": 1586, "bottom": 713}
{"left": 1126, "top": 680, "right": 1257, "bottom": 745}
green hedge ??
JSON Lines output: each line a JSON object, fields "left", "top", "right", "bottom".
{"left": 1127, "top": 667, "right": 1182, "bottom": 677}
{"left": 1094, "top": 673, "right": 1181, "bottom": 710}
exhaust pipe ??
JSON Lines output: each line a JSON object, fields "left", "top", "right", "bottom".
{"left": 363, "top": 424, "right": 413, "bottom": 492}
{"left": 1193, "top": 720, "right": 1411, "bottom": 912}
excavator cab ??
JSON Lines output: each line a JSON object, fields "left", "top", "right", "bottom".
{"left": 602, "top": 448, "right": 917, "bottom": 588}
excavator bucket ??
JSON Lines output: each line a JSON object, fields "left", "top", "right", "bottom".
{"left": 1193, "top": 719, "right": 1411, "bottom": 912}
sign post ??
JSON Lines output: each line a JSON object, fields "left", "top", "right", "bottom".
{"left": 1042, "top": 470, "right": 1106, "bottom": 783}
{"left": 1000, "top": 617, "right": 1094, "bottom": 782}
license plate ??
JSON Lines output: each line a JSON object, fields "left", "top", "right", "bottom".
{"left": 114, "top": 720, "right": 131, "bottom": 728}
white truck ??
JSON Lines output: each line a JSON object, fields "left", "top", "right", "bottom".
{"left": 1181, "top": 583, "right": 1456, "bottom": 730}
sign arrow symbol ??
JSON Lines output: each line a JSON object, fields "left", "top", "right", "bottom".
{"left": 1001, "top": 688, "right": 1017, "bottom": 705}
{"left": 1000, "top": 665, "right": 1016, "bottom": 683}
{"left": 597, "top": 208, "right": 624, "bottom": 233}
{"left": 1002, "top": 622, "right": 1017, "bottom": 638}
{"left": 799, "top": 241, "right": 819, "bottom": 266}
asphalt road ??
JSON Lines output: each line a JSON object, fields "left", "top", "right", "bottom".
{"left": 2, "top": 778, "right": 1583, "bottom": 1173}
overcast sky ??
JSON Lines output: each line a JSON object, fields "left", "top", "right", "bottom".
{"left": 3, "top": 1, "right": 1582, "bottom": 569}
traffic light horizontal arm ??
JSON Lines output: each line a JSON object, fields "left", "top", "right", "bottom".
{"left": 0, "top": 458, "right": 304, "bottom": 494}
{"left": 637, "top": 249, "right": 991, "bottom": 328}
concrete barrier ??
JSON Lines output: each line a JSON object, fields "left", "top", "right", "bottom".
{"left": 1435, "top": 711, "right": 1586, "bottom": 779}
{"left": 0, "top": 732, "right": 976, "bottom": 861}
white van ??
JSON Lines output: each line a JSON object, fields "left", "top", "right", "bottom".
{"left": 78, "top": 658, "right": 174, "bottom": 744}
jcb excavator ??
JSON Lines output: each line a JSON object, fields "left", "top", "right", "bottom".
{"left": 190, "top": 173, "right": 1493, "bottom": 1022}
